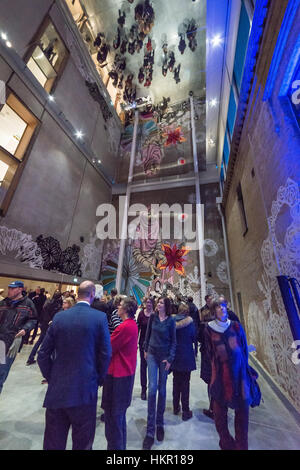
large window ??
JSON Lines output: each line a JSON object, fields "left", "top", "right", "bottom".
{"left": 26, "top": 19, "right": 68, "bottom": 93}
{"left": 0, "top": 91, "right": 39, "bottom": 215}
{"left": 227, "top": 86, "right": 237, "bottom": 137}
{"left": 233, "top": 2, "right": 251, "bottom": 92}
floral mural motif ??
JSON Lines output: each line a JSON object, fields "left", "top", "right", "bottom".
{"left": 247, "top": 177, "right": 300, "bottom": 412}
{"left": 81, "top": 233, "right": 103, "bottom": 279}
{"left": 101, "top": 243, "right": 152, "bottom": 303}
{"left": 36, "top": 235, "right": 82, "bottom": 276}
{"left": 157, "top": 243, "right": 190, "bottom": 276}
{"left": 161, "top": 126, "right": 186, "bottom": 147}
{"left": 0, "top": 226, "right": 43, "bottom": 269}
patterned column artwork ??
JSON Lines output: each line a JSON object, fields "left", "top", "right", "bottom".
{"left": 246, "top": 178, "right": 300, "bottom": 412}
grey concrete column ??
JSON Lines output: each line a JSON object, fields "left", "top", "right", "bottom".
{"left": 115, "top": 109, "right": 139, "bottom": 293}
{"left": 190, "top": 94, "right": 206, "bottom": 306}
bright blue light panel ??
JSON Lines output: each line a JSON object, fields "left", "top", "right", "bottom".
{"left": 227, "top": 87, "right": 237, "bottom": 137}
{"left": 223, "top": 131, "right": 230, "bottom": 166}
{"left": 233, "top": 2, "right": 251, "bottom": 91}
{"left": 288, "top": 59, "right": 300, "bottom": 127}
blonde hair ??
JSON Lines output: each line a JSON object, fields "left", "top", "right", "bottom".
{"left": 63, "top": 297, "right": 75, "bottom": 308}
{"left": 178, "top": 302, "right": 189, "bottom": 315}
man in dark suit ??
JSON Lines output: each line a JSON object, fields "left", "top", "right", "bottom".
{"left": 38, "top": 281, "right": 112, "bottom": 450}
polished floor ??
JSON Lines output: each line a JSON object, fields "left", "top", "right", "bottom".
{"left": 0, "top": 343, "right": 300, "bottom": 450}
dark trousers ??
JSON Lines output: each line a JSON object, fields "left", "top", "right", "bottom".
{"left": 28, "top": 332, "right": 46, "bottom": 362}
{"left": 43, "top": 403, "right": 97, "bottom": 450}
{"left": 212, "top": 400, "right": 249, "bottom": 450}
{"left": 105, "top": 411, "right": 127, "bottom": 450}
{"left": 172, "top": 371, "right": 191, "bottom": 412}
{"left": 139, "top": 346, "right": 147, "bottom": 392}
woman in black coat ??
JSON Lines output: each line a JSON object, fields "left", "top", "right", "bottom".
{"left": 172, "top": 302, "right": 196, "bottom": 421}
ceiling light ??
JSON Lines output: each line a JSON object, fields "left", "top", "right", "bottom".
{"left": 211, "top": 35, "right": 222, "bottom": 47}
{"left": 48, "top": 95, "right": 54, "bottom": 102}
{"left": 210, "top": 98, "right": 217, "bottom": 107}
{"left": 75, "top": 130, "right": 83, "bottom": 139}
{"left": 97, "top": 159, "right": 101, "bottom": 163}
{"left": 6, "top": 41, "right": 12, "bottom": 48}
{"left": 1, "top": 32, "right": 7, "bottom": 41}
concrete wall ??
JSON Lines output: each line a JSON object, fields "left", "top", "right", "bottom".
{"left": 0, "top": 0, "right": 122, "bottom": 282}
{"left": 224, "top": 1, "right": 300, "bottom": 412}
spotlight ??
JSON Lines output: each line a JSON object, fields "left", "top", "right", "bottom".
{"left": 211, "top": 35, "right": 222, "bottom": 47}
{"left": 75, "top": 130, "right": 83, "bottom": 139}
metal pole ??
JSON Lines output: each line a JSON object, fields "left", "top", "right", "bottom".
{"left": 115, "top": 110, "right": 139, "bottom": 293}
{"left": 190, "top": 94, "right": 206, "bottom": 306}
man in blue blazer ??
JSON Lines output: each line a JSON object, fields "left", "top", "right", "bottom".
{"left": 38, "top": 281, "right": 112, "bottom": 450}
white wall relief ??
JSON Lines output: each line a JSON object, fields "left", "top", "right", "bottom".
{"left": 247, "top": 178, "right": 300, "bottom": 411}
{"left": 0, "top": 225, "right": 44, "bottom": 269}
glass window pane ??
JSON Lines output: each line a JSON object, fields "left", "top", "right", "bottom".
{"left": 233, "top": 2, "right": 251, "bottom": 91}
{"left": 0, "top": 104, "right": 27, "bottom": 155}
{"left": 0, "top": 149, "right": 18, "bottom": 207}
{"left": 227, "top": 87, "right": 237, "bottom": 137}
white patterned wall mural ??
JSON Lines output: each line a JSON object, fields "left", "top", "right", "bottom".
{"left": 246, "top": 178, "right": 300, "bottom": 412}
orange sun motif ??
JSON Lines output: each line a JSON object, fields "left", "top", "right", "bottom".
{"left": 162, "top": 126, "right": 186, "bottom": 147}
{"left": 157, "top": 243, "right": 190, "bottom": 276}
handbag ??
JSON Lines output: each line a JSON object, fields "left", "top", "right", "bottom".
{"left": 233, "top": 321, "right": 262, "bottom": 408}
{"left": 247, "top": 364, "right": 262, "bottom": 408}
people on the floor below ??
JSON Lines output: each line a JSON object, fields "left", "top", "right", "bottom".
{"left": 101, "top": 297, "right": 138, "bottom": 450}
{"left": 142, "top": 296, "right": 176, "bottom": 450}
{"left": 172, "top": 302, "right": 196, "bottom": 421}
{"left": 1, "top": 281, "right": 260, "bottom": 450}
{"left": 37, "top": 281, "right": 111, "bottom": 450}
{"left": 108, "top": 295, "right": 125, "bottom": 334}
{"left": 24, "top": 287, "right": 46, "bottom": 345}
{"left": 203, "top": 301, "right": 253, "bottom": 450}
{"left": 187, "top": 296, "right": 200, "bottom": 355}
{"left": 218, "top": 295, "right": 240, "bottom": 322}
{"left": 0, "top": 280, "right": 37, "bottom": 394}
{"left": 137, "top": 297, "right": 155, "bottom": 400}
{"left": 26, "top": 291, "right": 63, "bottom": 367}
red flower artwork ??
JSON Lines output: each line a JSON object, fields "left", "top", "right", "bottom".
{"left": 162, "top": 126, "right": 186, "bottom": 147}
{"left": 157, "top": 243, "right": 190, "bottom": 276}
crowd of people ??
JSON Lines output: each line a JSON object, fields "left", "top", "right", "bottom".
{"left": 0, "top": 278, "right": 259, "bottom": 451}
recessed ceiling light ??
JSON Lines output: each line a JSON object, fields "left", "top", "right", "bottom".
{"left": 75, "top": 130, "right": 83, "bottom": 139}
{"left": 48, "top": 95, "right": 54, "bottom": 102}
{"left": 211, "top": 35, "right": 222, "bottom": 47}
{"left": 98, "top": 159, "right": 101, "bottom": 163}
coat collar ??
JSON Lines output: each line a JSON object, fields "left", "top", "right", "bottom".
{"left": 174, "top": 314, "right": 194, "bottom": 329}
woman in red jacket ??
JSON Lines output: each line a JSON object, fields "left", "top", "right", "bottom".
{"left": 101, "top": 297, "right": 138, "bottom": 450}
